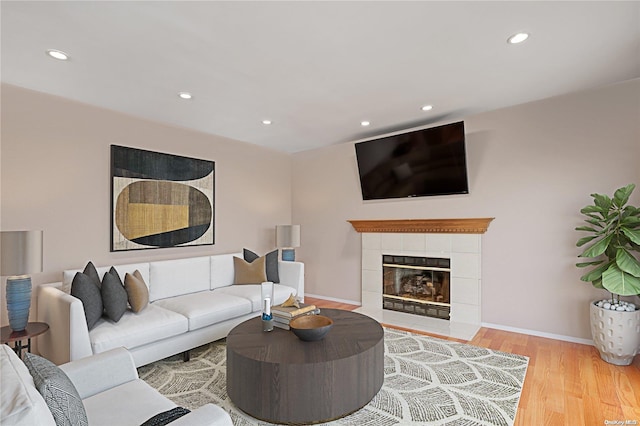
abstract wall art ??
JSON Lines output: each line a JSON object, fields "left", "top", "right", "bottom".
{"left": 111, "top": 145, "right": 214, "bottom": 251}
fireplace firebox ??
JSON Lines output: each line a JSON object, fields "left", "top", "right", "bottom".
{"left": 382, "top": 255, "right": 450, "bottom": 320}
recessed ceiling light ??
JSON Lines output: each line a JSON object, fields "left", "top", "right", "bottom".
{"left": 507, "top": 32, "right": 529, "bottom": 44}
{"left": 361, "top": 121, "right": 370, "bottom": 127}
{"left": 262, "top": 120, "right": 272, "bottom": 125}
{"left": 421, "top": 105, "right": 433, "bottom": 111}
{"left": 178, "top": 92, "right": 192, "bottom": 100}
{"left": 46, "top": 49, "right": 69, "bottom": 61}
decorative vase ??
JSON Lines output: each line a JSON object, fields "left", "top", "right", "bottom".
{"left": 590, "top": 300, "right": 640, "bottom": 366}
{"left": 281, "top": 249, "right": 295, "bottom": 261}
{"left": 6, "top": 276, "right": 32, "bottom": 331}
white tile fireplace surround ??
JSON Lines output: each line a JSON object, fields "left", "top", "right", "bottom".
{"left": 349, "top": 219, "right": 493, "bottom": 340}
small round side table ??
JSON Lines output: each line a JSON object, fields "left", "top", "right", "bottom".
{"left": 0, "top": 322, "right": 49, "bottom": 358}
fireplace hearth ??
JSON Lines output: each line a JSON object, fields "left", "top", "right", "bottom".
{"left": 383, "top": 255, "right": 450, "bottom": 320}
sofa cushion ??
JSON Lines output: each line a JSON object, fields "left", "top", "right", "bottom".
{"left": 210, "top": 252, "right": 242, "bottom": 289}
{"left": 124, "top": 270, "right": 149, "bottom": 313}
{"left": 153, "top": 291, "right": 252, "bottom": 331}
{"left": 71, "top": 272, "right": 103, "bottom": 330}
{"left": 149, "top": 257, "right": 210, "bottom": 302}
{"left": 23, "top": 352, "right": 88, "bottom": 426}
{"left": 101, "top": 269, "right": 128, "bottom": 322}
{"left": 243, "top": 249, "right": 280, "bottom": 283}
{"left": 0, "top": 345, "right": 55, "bottom": 426}
{"left": 82, "top": 379, "right": 175, "bottom": 426}
{"left": 215, "top": 284, "right": 294, "bottom": 312}
{"left": 233, "top": 256, "right": 267, "bottom": 285}
{"left": 88, "top": 305, "right": 188, "bottom": 354}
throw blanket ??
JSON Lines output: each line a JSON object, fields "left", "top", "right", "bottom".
{"left": 141, "top": 407, "right": 190, "bottom": 426}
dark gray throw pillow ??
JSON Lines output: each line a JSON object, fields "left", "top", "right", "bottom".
{"left": 244, "top": 248, "right": 280, "bottom": 283}
{"left": 101, "top": 269, "right": 128, "bottom": 322}
{"left": 71, "top": 272, "right": 103, "bottom": 330}
{"left": 23, "top": 352, "right": 88, "bottom": 426}
{"left": 82, "top": 261, "right": 101, "bottom": 289}
{"left": 108, "top": 266, "right": 122, "bottom": 283}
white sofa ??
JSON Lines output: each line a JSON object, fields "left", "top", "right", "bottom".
{"left": 0, "top": 344, "right": 232, "bottom": 426}
{"left": 37, "top": 252, "right": 304, "bottom": 367}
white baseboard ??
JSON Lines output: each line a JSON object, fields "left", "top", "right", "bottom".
{"left": 481, "top": 322, "right": 594, "bottom": 346}
{"left": 305, "top": 293, "right": 361, "bottom": 307}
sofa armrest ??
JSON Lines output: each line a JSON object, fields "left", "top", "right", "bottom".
{"left": 59, "top": 347, "right": 138, "bottom": 399}
{"left": 278, "top": 261, "right": 305, "bottom": 301}
{"left": 37, "top": 283, "right": 93, "bottom": 365}
{"left": 170, "top": 404, "right": 232, "bottom": 426}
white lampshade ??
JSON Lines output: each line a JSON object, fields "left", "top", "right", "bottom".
{"left": 1, "top": 231, "right": 43, "bottom": 276}
{"left": 276, "top": 225, "right": 300, "bottom": 248}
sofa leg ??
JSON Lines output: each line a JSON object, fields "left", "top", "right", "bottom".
{"left": 183, "top": 350, "right": 190, "bottom": 362}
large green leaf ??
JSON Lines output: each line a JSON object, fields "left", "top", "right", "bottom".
{"left": 576, "top": 235, "right": 597, "bottom": 247}
{"left": 580, "top": 234, "right": 613, "bottom": 258}
{"left": 576, "top": 260, "right": 604, "bottom": 268}
{"left": 621, "top": 227, "right": 640, "bottom": 245}
{"left": 592, "top": 193, "right": 612, "bottom": 210}
{"left": 580, "top": 261, "right": 612, "bottom": 282}
{"left": 575, "top": 226, "right": 598, "bottom": 232}
{"left": 592, "top": 277, "right": 604, "bottom": 289}
{"left": 584, "top": 212, "right": 603, "bottom": 220}
{"left": 581, "top": 205, "right": 604, "bottom": 215}
{"left": 585, "top": 217, "right": 604, "bottom": 227}
{"left": 616, "top": 248, "right": 640, "bottom": 277}
{"left": 613, "top": 183, "right": 635, "bottom": 208}
{"left": 621, "top": 216, "right": 640, "bottom": 226}
{"left": 602, "top": 264, "right": 640, "bottom": 296}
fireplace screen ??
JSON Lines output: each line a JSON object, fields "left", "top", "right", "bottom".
{"left": 382, "top": 255, "right": 450, "bottom": 320}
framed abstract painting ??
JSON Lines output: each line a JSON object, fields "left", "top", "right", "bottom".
{"left": 111, "top": 145, "right": 215, "bottom": 251}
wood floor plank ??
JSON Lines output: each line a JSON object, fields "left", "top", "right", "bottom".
{"left": 305, "top": 297, "right": 640, "bottom": 425}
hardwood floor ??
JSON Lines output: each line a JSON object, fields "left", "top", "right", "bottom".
{"left": 305, "top": 297, "right": 640, "bottom": 425}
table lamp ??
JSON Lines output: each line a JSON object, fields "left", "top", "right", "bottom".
{"left": 1, "top": 231, "right": 43, "bottom": 331}
{"left": 276, "top": 225, "right": 300, "bottom": 261}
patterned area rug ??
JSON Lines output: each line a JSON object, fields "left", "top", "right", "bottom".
{"left": 139, "top": 328, "right": 528, "bottom": 425}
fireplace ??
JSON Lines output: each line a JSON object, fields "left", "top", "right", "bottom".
{"left": 349, "top": 218, "right": 493, "bottom": 340}
{"left": 383, "top": 255, "right": 450, "bottom": 320}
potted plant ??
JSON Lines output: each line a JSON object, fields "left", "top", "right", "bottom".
{"left": 576, "top": 183, "right": 640, "bottom": 365}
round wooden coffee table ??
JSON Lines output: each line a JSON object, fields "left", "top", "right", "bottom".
{"left": 226, "top": 309, "right": 384, "bottom": 424}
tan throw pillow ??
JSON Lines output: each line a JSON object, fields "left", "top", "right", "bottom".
{"left": 124, "top": 270, "right": 149, "bottom": 312}
{"left": 234, "top": 256, "right": 267, "bottom": 285}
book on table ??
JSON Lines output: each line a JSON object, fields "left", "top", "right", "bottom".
{"left": 272, "top": 308, "right": 320, "bottom": 323}
{"left": 272, "top": 307, "right": 321, "bottom": 330}
{"left": 273, "top": 320, "right": 290, "bottom": 330}
{"left": 271, "top": 303, "right": 317, "bottom": 318}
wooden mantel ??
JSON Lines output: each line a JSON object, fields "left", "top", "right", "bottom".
{"left": 348, "top": 218, "right": 494, "bottom": 234}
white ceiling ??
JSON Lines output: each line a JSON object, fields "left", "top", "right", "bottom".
{"left": 2, "top": 1, "right": 639, "bottom": 153}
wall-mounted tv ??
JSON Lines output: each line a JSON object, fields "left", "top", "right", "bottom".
{"left": 354, "top": 121, "right": 469, "bottom": 201}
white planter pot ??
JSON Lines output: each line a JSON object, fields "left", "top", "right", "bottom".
{"left": 590, "top": 301, "right": 640, "bottom": 366}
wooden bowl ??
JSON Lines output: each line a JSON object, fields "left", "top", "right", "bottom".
{"left": 289, "top": 315, "right": 333, "bottom": 341}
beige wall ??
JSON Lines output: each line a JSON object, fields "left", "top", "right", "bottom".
{"left": 1, "top": 84, "right": 292, "bottom": 325}
{"left": 292, "top": 79, "right": 640, "bottom": 341}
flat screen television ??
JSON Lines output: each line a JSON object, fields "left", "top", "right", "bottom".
{"left": 355, "top": 121, "right": 469, "bottom": 200}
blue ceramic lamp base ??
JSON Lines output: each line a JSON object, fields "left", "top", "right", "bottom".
{"left": 6, "top": 276, "right": 32, "bottom": 332}
{"left": 281, "top": 249, "right": 296, "bottom": 262}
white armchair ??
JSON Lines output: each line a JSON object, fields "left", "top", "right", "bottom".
{"left": 0, "top": 344, "right": 232, "bottom": 426}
